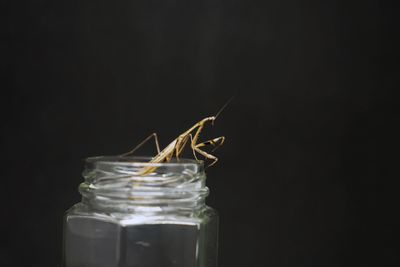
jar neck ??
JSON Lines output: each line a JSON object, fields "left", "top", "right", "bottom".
{"left": 79, "top": 156, "right": 209, "bottom": 213}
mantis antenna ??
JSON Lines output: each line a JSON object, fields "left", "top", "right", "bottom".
{"left": 213, "top": 96, "right": 235, "bottom": 124}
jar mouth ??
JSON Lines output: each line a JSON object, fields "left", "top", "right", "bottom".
{"left": 84, "top": 156, "right": 205, "bottom": 181}
{"left": 85, "top": 156, "right": 204, "bottom": 168}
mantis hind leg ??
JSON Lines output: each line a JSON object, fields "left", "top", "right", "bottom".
{"left": 120, "top": 133, "right": 160, "bottom": 157}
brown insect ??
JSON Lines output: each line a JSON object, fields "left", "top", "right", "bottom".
{"left": 121, "top": 98, "right": 232, "bottom": 175}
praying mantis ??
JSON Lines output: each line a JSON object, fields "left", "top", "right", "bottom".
{"left": 121, "top": 98, "right": 232, "bottom": 175}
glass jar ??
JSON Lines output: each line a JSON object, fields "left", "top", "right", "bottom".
{"left": 63, "top": 156, "right": 218, "bottom": 267}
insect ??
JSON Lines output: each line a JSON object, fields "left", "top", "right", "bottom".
{"left": 121, "top": 98, "right": 233, "bottom": 175}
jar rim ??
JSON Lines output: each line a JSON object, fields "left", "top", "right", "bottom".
{"left": 85, "top": 156, "right": 204, "bottom": 168}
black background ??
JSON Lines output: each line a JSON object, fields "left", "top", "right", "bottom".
{"left": 2, "top": 0, "right": 398, "bottom": 266}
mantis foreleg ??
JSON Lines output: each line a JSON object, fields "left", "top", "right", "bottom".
{"left": 193, "top": 146, "right": 218, "bottom": 168}
{"left": 191, "top": 136, "right": 224, "bottom": 167}
{"left": 195, "top": 136, "right": 225, "bottom": 152}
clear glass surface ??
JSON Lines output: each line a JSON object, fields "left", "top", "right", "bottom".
{"left": 63, "top": 156, "right": 218, "bottom": 267}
